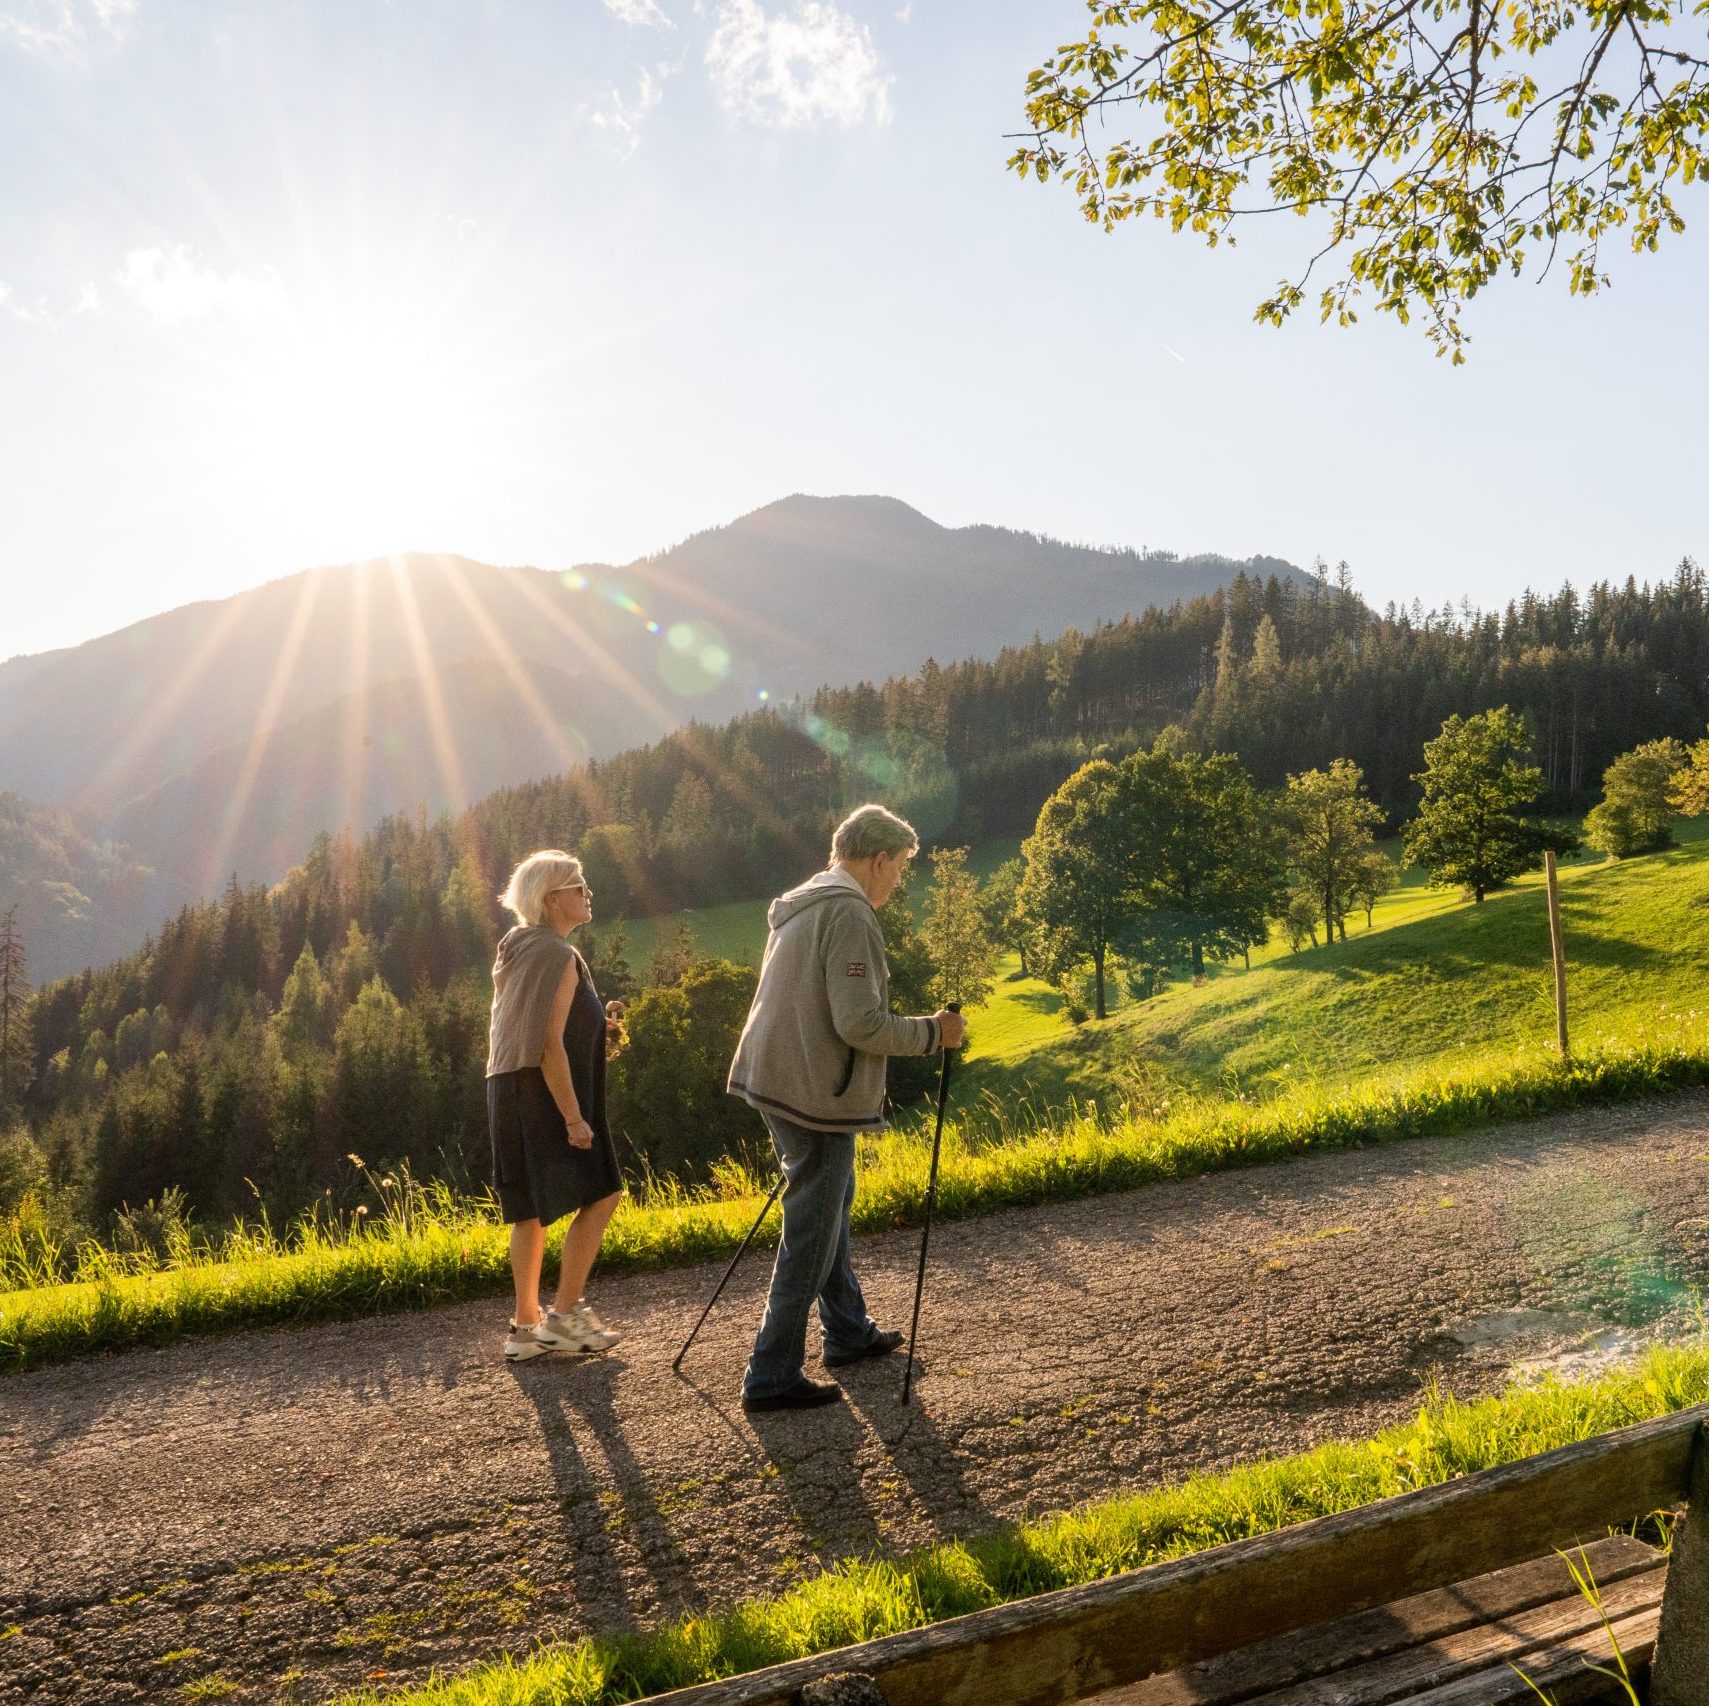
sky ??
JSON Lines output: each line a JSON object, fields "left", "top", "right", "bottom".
{"left": 2, "top": 0, "right": 1704, "bottom": 661}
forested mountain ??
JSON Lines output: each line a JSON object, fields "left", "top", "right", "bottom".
{"left": 0, "top": 792, "right": 187, "bottom": 984}
{"left": 0, "top": 494, "right": 1297, "bottom": 977}
{"left": 7, "top": 556, "right": 1708, "bottom": 1253}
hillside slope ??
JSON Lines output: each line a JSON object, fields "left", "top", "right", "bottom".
{"left": 970, "top": 832, "right": 1709, "bottom": 1110}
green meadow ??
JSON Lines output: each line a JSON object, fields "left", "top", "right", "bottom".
{"left": 960, "top": 825, "right": 1707, "bottom": 1111}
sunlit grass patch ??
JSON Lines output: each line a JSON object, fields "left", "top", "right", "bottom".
{"left": 328, "top": 1341, "right": 1709, "bottom": 1706}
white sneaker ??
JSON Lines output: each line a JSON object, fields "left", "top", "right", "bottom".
{"left": 504, "top": 1320, "right": 552, "bottom": 1361}
{"left": 533, "top": 1301, "right": 620, "bottom": 1354}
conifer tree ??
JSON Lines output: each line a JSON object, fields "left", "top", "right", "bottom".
{"left": 0, "top": 906, "right": 32, "bottom": 1116}
{"left": 921, "top": 847, "right": 998, "bottom": 1009}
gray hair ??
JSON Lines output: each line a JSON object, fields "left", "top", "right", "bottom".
{"left": 497, "top": 849, "right": 584, "bottom": 927}
{"left": 830, "top": 803, "right": 919, "bottom": 865}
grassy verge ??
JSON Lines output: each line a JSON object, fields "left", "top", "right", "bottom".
{"left": 330, "top": 1340, "right": 1709, "bottom": 1705}
{"left": 8, "top": 1030, "right": 1709, "bottom": 1374}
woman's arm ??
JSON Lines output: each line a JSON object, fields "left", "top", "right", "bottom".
{"left": 540, "top": 955, "right": 593, "bottom": 1149}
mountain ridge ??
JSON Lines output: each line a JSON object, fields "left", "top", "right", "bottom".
{"left": 0, "top": 494, "right": 1304, "bottom": 977}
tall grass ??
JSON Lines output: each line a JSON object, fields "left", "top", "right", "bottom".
{"left": 8, "top": 1028, "right": 1709, "bottom": 1373}
{"left": 330, "top": 1340, "right": 1709, "bottom": 1706}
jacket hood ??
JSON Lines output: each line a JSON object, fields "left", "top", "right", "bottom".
{"left": 493, "top": 923, "right": 566, "bottom": 975}
{"left": 766, "top": 866, "right": 870, "bottom": 931}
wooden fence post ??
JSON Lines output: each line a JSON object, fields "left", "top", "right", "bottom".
{"left": 1545, "top": 850, "right": 1568, "bottom": 1063}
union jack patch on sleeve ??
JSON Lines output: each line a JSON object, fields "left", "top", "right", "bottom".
{"left": 846, "top": 961, "right": 867, "bottom": 978}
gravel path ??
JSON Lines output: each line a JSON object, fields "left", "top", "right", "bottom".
{"left": 8, "top": 1093, "right": 1709, "bottom": 1704}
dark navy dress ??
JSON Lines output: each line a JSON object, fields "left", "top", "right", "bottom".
{"left": 486, "top": 947, "right": 623, "bottom": 1224}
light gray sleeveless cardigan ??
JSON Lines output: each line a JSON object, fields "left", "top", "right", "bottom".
{"left": 485, "top": 925, "right": 577, "bottom": 1077}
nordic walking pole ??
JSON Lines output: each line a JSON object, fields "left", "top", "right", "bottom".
{"left": 902, "top": 1002, "right": 961, "bottom": 1405}
{"left": 673, "top": 1174, "right": 785, "bottom": 1370}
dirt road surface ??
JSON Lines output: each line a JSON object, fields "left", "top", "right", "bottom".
{"left": 7, "top": 1093, "right": 1709, "bottom": 1704}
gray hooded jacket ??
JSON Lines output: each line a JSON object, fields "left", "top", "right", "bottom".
{"left": 727, "top": 866, "right": 941, "bottom": 1132}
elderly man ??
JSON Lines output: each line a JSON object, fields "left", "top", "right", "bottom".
{"left": 728, "top": 803, "right": 966, "bottom": 1412}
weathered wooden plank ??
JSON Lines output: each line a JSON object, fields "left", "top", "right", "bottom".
{"left": 1244, "top": 1568, "right": 1663, "bottom": 1704}
{"left": 1395, "top": 1604, "right": 1659, "bottom": 1705}
{"left": 1091, "top": 1536, "right": 1661, "bottom": 1705}
{"left": 641, "top": 1409, "right": 1705, "bottom": 1706}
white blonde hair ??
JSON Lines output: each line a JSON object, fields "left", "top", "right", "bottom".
{"left": 497, "top": 850, "right": 584, "bottom": 927}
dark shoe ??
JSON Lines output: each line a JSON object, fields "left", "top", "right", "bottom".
{"left": 742, "top": 1378, "right": 844, "bottom": 1413}
{"left": 824, "top": 1329, "right": 906, "bottom": 1369}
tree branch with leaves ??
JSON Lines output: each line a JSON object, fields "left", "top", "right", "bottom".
{"left": 1011, "top": 0, "right": 1709, "bottom": 359}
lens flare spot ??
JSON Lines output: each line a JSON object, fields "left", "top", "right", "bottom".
{"left": 657, "top": 620, "right": 733, "bottom": 698}
{"left": 646, "top": 621, "right": 661, "bottom": 636}
{"left": 561, "top": 571, "right": 588, "bottom": 591}
{"left": 855, "top": 741, "right": 898, "bottom": 786}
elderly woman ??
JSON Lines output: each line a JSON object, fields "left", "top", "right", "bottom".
{"left": 486, "top": 849, "right": 626, "bottom": 1362}
{"left": 728, "top": 803, "right": 966, "bottom": 1411}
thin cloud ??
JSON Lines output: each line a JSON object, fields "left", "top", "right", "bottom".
{"left": 706, "top": 0, "right": 892, "bottom": 129}
{"left": 0, "top": 282, "right": 54, "bottom": 326}
{"left": 0, "top": 0, "right": 135, "bottom": 56}
{"left": 115, "top": 245, "right": 288, "bottom": 326}
{"left": 602, "top": 0, "right": 672, "bottom": 24}
{"left": 584, "top": 62, "right": 672, "bottom": 158}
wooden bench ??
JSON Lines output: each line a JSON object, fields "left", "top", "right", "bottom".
{"left": 642, "top": 1404, "right": 1709, "bottom": 1706}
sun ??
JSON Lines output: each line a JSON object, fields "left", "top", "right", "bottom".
{"left": 231, "top": 314, "right": 495, "bottom": 552}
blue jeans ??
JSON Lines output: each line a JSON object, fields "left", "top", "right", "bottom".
{"left": 744, "top": 1112, "right": 880, "bottom": 1400}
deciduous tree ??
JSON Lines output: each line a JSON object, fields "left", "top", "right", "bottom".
{"left": 1121, "top": 743, "right": 1281, "bottom": 978}
{"left": 1283, "top": 760, "right": 1387, "bottom": 943}
{"left": 1403, "top": 708, "right": 1546, "bottom": 900}
{"left": 607, "top": 957, "right": 759, "bottom": 1184}
{"left": 1586, "top": 737, "right": 1688, "bottom": 857}
{"left": 1019, "top": 760, "right": 1133, "bottom": 1019}
{"left": 1669, "top": 725, "right": 1709, "bottom": 817}
{"left": 1349, "top": 846, "right": 1400, "bottom": 928}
